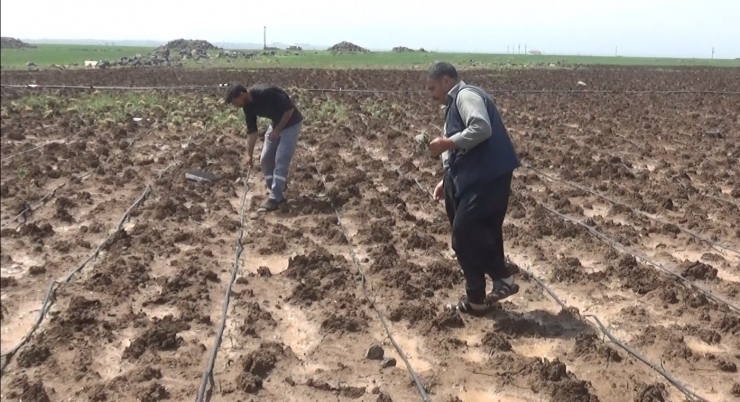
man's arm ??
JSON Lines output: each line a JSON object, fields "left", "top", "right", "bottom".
{"left": 448, "top": 89, "right": 492, "bottom": 151}
{"left": 244, "top": 107, "right": 259, "bottom": 161}
{"left": 273, "top": 108, "right": 294, "bottom": 132}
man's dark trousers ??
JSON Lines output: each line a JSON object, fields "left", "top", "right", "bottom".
{"left": 444, "top": 170, "right": 513, "bottom": 304}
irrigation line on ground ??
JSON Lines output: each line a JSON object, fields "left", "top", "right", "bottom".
{"left": 1, "top": 127, "right": 87, "bottom": 163}
{"left": 3, "top": 83, "right": 740, "bottom": 95}
{"left": 0, "top": 183, "right": 65, "bottom": 230}
{"left": 349, "top": 138, "right": 713, "bottom": 402}
{"left": 196, "top": 166, "right": 252, "bottom": 402}
{"left": 523, "top": 268, "right": 710, "bottom": 402}
{"left": 0, "top": 183, "right": 153, "bottom": 372}
{"left": 539, "top": 204, "right": 740, "bottom": 314}
{"left": 302, "top": 143, "right": 432, "bottom": 402}
{"left": 523, "top": 164, "right": 740, "bottom": 255}
{"left": 703, "top": 192, "right": 740, "bottom": 208}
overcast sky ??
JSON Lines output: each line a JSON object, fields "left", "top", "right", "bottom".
{"left": 2, "top": 0, "right": 738, "bottom": 58}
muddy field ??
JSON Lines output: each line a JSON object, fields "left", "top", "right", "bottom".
{"left": 1, "top": 67, "right": 739, "bottom": 402}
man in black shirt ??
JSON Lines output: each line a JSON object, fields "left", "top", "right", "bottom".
{"left": 226, "top": 83, "right": 303, "bottom": 212}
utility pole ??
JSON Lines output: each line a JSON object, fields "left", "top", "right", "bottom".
{"left": 507, "top": 45, "right": 510, "bottom": 54}
{"left": 615, "top": 46, "right": 618, "bottom": 56}
{"left": 712, "top": 47, "right": 714, "bottom": 59}
{"left": 525, "top": 44, "right": 527, "bottom": 54}
{"left": 518, "top": 44, "right": 521, "bottom": 54}
{"left": 263, "top": 26, "right": 267, "bottom": 50}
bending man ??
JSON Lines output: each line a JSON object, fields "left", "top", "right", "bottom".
{"left": 226, "top": 83, "right": 303, "bottom": 212}
{"left": 426, "top": 62, "right": 521, "bottom": 315}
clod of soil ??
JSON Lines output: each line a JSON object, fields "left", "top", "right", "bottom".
{"left": 16, "top": 344, "right": 52, "bottom": 368}
{"left": 730, "top": 382, "right": 740, "bottom": 397}
{"left": 481, "top": 332, "right": 512, "bottom": 352}
{"left": 634, "top": 382, "right": 666, "bottom": 402}
{"left": 122, "top": 315, "right": 190, "bottom": 360}
{"left": 237, "top": 341, "right": 289, "bottom": 393}
{"left": 377, "top": 391, "right": 393, "bottom": 402}
{"left": 573, "top": 333, "right": 622, "bottom": 362}
{"left": 680, "top": 261, "right": 718, "bottom": 280}
{"left": 366, "top": 344, "right": 384, "bottom": 360}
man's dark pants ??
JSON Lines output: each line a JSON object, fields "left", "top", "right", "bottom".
{"left": 444, "top": 170, "right": 513, "bottom": 304}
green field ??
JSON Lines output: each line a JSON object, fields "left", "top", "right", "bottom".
{"left": 2, "top": 44, "right": 739, "bottom": 69}
{"left": 1, "top": 44, "right": 154, "bottom": 68}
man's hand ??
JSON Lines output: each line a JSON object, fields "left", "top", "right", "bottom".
{"left": 434, "top": 179, "right": 444, "bottom": 201}
{"left": 269, "top": 128, "right": 282, "bottom": 140}
{"left": 428, "top": 137, "right": 454, "bottom": 157}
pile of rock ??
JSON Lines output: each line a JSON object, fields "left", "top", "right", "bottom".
{"left": 392, "top": 46, "right": 428, "bottom": 53}
{"left": 328, "top": 41, "right": 369, "bottom": 53}
{"left": 152, "top": 39, "right": 221, "bottom": 60}
{"left": 1, "top": 37, "right": 36, "bottom": 49}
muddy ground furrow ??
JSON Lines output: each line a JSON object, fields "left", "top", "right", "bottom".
{"left": 320, "top": 128, "right": 692, "bottom": 402}
{"left": 0, "top": 127, "right": 196, "bottom": 359}
{"left": 4, "top": 67, "right": 740, "bottom": 402}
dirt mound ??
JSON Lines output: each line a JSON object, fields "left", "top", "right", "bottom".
{"left": 328, "top": 41, "right": 369, "bottom": 53}
{"left": 0, "top": 37, "right": 35, "bottom": 49}
{"left": 154, "top": 38, "right": 220, "bottom": 57}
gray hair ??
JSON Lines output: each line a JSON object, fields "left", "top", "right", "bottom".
{"left": 428, "top": 61, "right": 459, "bottom": 80}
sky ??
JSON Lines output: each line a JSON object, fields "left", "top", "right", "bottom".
{"left": 2, "top": 0, "right": 739, "bottom": 58}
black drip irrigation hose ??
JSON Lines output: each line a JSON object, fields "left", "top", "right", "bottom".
{"left": 1, "top": 127, "right": 87, "bottom": 163}
{"left": 2, "top": 83, "right": 740, "bottom": 95}
{"left": 0, "top": 182, "right": 155, "bottom": 372}
{"left": 523, "top": 266, "right": 710, "bottom": 402}
{"left": 539, "top": 204, "right": 740, "bottom": 314}
{"left": 302, "top": 143, "right": 432, "bottom": 402}
{"left": 195, "top": 166, "right": 252, "bottom": 402}
{"left": 348, "top": 139, "right": 713, "bottom": 402}
{"left": 585, "top": 315, "right": 710, "bottom": 402}
{"left": 0, "top": 183, "right": 65, "bottom": 230}
{"left": 524, "top": 164, "right": 740, "bottom": 255}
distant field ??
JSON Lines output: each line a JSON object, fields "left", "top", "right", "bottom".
{"left": 2, "top": 44, "right": 739, "bottom": 69}
{"left": 0, "top": 44, "right": 154, "bottom": 68}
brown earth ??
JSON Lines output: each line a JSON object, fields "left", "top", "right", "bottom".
{"left": 1, "top": 67, "right": 739, "bottom": 402}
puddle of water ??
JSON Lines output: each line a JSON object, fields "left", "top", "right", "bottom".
{"left": 460, "top": 389, "right": 539, "bottom": 402}
{"left": 142, "top": 303, "right": 179, "bottom": 319}
{"left": 242, "top": 254, "right": 290, "bottom": 275}
{"left": 511, "top": 338, "right": 561, "bottom": 359}
{"left": 270, "top": 303, "right": 321, "bottom": 357}
{"left": 1, "top": 254, "right": 42, "bottom": 277}
{"left": 94, "top": 340, "right": 128, "bottom": 380}
{"left": 0, "top": 300, "right": 42, "bottom": 350}
{"left": 685, "top": 337, "right": 726, "bottom": 354}
{"left": 372, "top": 327, "right": 432, "bottom": 372}
{"left": 459, "top": 334, "right": 487, "bottom": 363}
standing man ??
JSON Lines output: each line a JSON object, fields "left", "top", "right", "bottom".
{"left": 426, "top": 62, "right": 521, "bottom": 315}
{"left": 226, "top": 83, "right": 303, "bottom": 212}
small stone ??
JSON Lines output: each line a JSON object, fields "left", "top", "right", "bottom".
{"left": 380, "top": 357, "right": 397, "bottom": 368}
{"left": 423, "top": 288, "right": 434, "bottom": 297}
{"left": 28, "top": 266, "right": 46, "bottom": 276}
{"left": 365, "top": 344, "right": 384, "bottom": 360}
{"left": 377, "top": 391, "right": 393, "bottom": 402}
{"left": 257, "top": 266, "right": 272, "bottom": 277}
{"left": 371, "top": 386, "right": 380, "bottom": 394}
{"left": 284, "top": 377, "right": 296, "bottom": 386}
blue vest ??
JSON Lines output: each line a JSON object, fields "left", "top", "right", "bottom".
{"left": 444, "top": 84, "right": 520, "bottom": 197}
